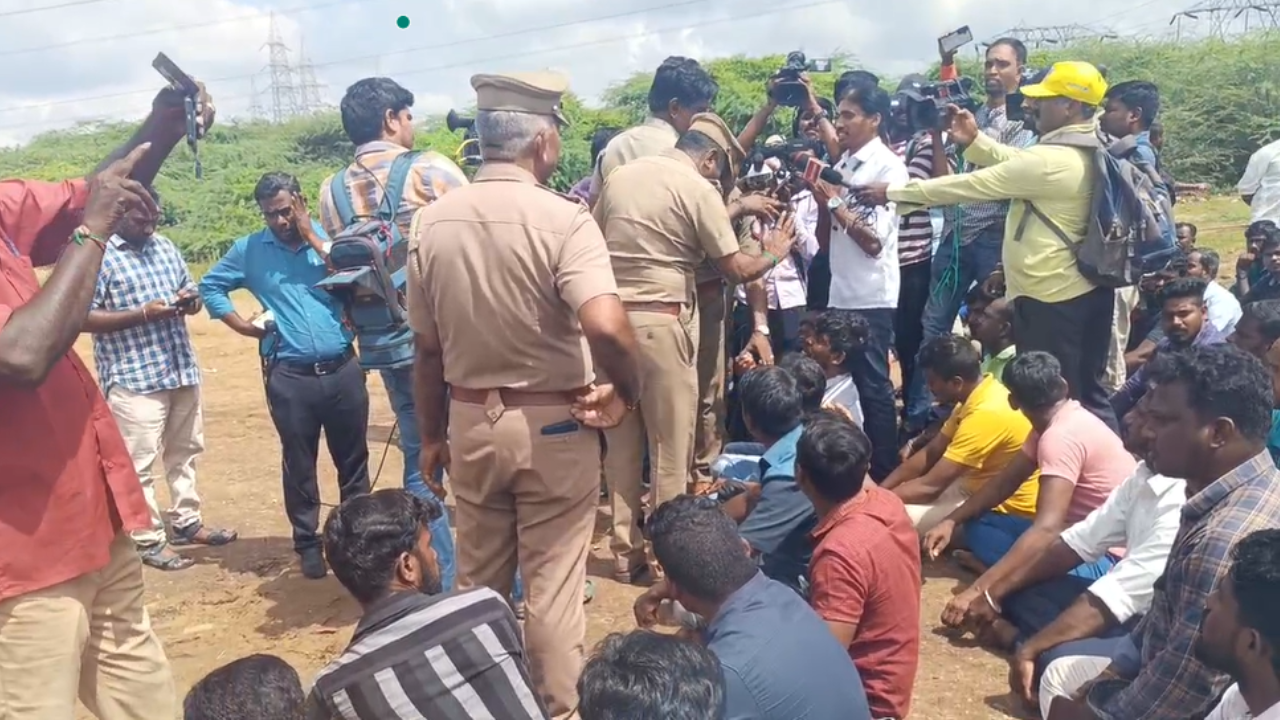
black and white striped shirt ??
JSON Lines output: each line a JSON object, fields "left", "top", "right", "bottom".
{"left": 306, "top": 588, "right": 548, "bottom": 720}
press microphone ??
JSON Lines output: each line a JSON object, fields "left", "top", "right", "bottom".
{"left": 819, "top": 166, "right": 859, "bottom": 191}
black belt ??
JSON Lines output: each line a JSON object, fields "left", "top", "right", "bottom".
{"left": 277, "top": 347, "right": 356, "bottom": 376}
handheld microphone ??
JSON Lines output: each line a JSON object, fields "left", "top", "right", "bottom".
{"left": 819, "top": 166, "right": 859, "bottom": 191}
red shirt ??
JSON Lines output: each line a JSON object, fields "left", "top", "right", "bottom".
{"left": 0, "top": 178, "right": 150, "bottom": 602}
{"left": 808, "top": 485, "right": 922, "bottom": 719}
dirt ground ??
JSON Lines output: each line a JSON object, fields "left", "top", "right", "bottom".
{"left": 68, "top": 292, "right": 1034, "bottom": 720}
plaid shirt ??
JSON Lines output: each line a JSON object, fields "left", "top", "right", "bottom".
{"left": 318, "top": 141, "right": 468, "bottom": 242}
{"left": 945, "top": 104, "right": 1036, "bottom": 245}
{"left": 91, "top": 234, "right": 200, "bottom": 394}
{"left": 1087, "top": 451, "right": 1280, "bottom": 720}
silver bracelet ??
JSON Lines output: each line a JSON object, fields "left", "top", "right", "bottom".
{"left": 983, "top": 589, "right": 1002, "bottom": 613}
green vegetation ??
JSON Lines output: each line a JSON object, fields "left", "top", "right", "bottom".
{"left": 1, "top": 36, "right": 1276, "bottom": 261}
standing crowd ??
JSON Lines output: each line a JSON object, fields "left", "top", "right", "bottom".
{"left": 4, "top": 34, "right": 1280, "bottom": 720}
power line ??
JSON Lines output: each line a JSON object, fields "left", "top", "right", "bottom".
{"left": 1172, "top": 0, "right": 1280, "bottom": 38}
{"left": 0, "top": 0, "right": 842, "bottom": 133}
{"left": 0, "top": 0, "right": 116, "bottom": 18}
{"left": 0, "top": 0, "right": 723, "bottom": 117}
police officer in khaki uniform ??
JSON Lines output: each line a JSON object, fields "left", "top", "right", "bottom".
{"left": 406, "top": 71, "right": 642, "bottom": 718}
{"left": 593, "top": 112, "right": 796, "bottom": 581}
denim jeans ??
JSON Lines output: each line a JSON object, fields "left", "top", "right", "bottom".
{"left": 380, "top": 365, "right": 456, "bottom": 592}
{"left": 848, "top": 308, "right": 897, "bottom": 481}
{"left": 905, "top": 224, "right": 1004, "bottom": 431}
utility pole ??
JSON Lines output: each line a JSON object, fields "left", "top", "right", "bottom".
{"left": 984, "top": 23, "right": 1120, "bottom": 50}
{"left": 262, "top": 12, "right": 300, "bottom": 122}
{"left": 1171, "top": 0, "right": 1280, "bottom": 38}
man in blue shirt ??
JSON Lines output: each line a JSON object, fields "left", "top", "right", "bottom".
{"left": 644, "top": 495, "right": 871, "bottom": 720}
{"left": 729, "top": 366, "right": 815, "bottom": 594}
{"left": 200, "top": 172, "right": 371, "bottom": 579}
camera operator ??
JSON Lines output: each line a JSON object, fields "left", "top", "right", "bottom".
{"left": 810, "top": 79, "right": 911, "bottom": 481}
{"left": 858, "top": 61, "right": 1121, "bottom": 433}
{"left": 892, "top": 74, "right": 959, "bottom": 441}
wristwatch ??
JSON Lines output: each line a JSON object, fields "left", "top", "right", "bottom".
{"left": 826, "top": 196, "right": 845, "bottom": 212}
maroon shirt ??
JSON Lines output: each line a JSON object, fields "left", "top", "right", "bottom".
{"left": 809, "top": 485, "right": 922, "bottom": 718}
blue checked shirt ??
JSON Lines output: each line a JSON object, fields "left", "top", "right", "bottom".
{"left": 91, "top": 234, "right": 200, "bottom": 394}
{"left": 1086, "top": 451, "right": 1280, "bottom": 720}
{"left": 944, "top": 104, "right": 1037, "bottom": 245}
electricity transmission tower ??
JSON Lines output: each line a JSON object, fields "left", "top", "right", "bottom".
{"left": 1171, "top": 0, "right": 1280, "bottom": 38}
{"left": 984, "top": 23, "right": 1120, "bottom": 50}
{"left": 263, "top": 13, "right": 300, "bottom": 122}
{"left": 295, "top": 39, "right": 328, "bottom": 114}
{"left": 247, "top": 76, "right": 265, "bottom": 120}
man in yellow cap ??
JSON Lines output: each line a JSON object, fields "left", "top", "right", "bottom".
{"left": 857, "top": 61, "right": 1121, "bottom": 433}
{"left": 593, "top": 111, "right": 798, "bottom": 583}
{"left": 405, "top": 70, "right": 642, "bottom": 717}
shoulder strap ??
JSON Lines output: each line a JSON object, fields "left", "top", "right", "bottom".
{"left": 1039, "top": 131, "right": 1103, "bottom": 150}
{"left": 380, "top": 151, "right": 420, "bottom": 229}
{"left": 1013, "top": 201, "right": 1076, "bottom": 253}
{"left": 330, "top": 169, "right": 357, "bottom": 228}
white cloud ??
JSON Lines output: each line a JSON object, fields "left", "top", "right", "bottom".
{"left": 0, "top": 0, "right": 1193, "bottom": 145}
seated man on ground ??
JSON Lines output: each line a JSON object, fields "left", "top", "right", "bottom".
{"left": 1111, "top": 277, "right": 1229, "bottom": 421}
{"left": 1185, "top": 248, "right": 1243, "bottom": 334}
{"left": 1197, "top": 529, "right": 1280, "bottom": 720}
{"left": 636, "top": 495, "right": 874, "bottom": 720}
{"left": 719, "top": 366, "right": 818, "bottom": 593}
{"left": 967, "top": 286, "right": 1017, "bottom": 380}
{"left": 184, "top": 654, "right": 305, "bottom": 720}
{"left": 1040, "top": 345, "right": 1280, "bottom": 720}
{"left": 925, "top": 352, "right": 1133, "bottom": 586}
{"left": 308, "top": 490, "right": 546, "bottom": 720}
{"left": 1228, "top": 299, "right": 1280, "bottom": 465}
{"left": 796, "top": 411, "right": 922, "bottom": 720}
{"left": 1234, "top": 220, "right": 1280, "bottom": 301}
{"left": 951, "top": 400, "right": 1184, "bottom": 707}
{"left": 882, "top": 335, "right": 1041, "bottom": 543}
{"left": 803, "top": 309, "right": 868, "bottom": 426}
{"left": 577, "top": 631, "right": 725, "bottom": 720}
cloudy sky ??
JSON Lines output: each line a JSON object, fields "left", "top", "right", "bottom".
{"left": 0, "top": 0, "right": 1202, "bottom": 145}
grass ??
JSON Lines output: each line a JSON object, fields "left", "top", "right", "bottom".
{"left": 1172, "top": 195, "right": 1255, "bottom": 281}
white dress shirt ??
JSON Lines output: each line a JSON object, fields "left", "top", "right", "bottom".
{"left": 1059, "top": 461, "right": 1186, "bottom": 623}
{"left": 1239, "top": 138, "right": 1280, "bottom": 225}
{"left": 1206, "top": 279, "right": 1244, "bottom": 335}
{"left": 827, "top": 137, "right": 911, "bottom": 310}
{"left": 734, "top": 191, "right": 819, "bottom": 310}
{"left": 823, "top": 374, "right": 864, "bottom": 426}
{"left": 1205, "top": 683, "right": 1280, "bottom": 720}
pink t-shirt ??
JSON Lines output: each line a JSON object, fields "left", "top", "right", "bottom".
{"left": 1022, "top": 401, "right": 1136, "bottom": 524}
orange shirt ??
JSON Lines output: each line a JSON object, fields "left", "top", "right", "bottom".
{"left": 0, "top": 178, "right": 150, "bottom": 601}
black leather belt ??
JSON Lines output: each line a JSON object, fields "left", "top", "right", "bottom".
{"left": 279, "top": 347, "right": 356, "bottom": 376}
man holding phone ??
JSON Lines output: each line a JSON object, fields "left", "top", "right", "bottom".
{"left": 84, "top": 186, "right": 237, "bottom": 571}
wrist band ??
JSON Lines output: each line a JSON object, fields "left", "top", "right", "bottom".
{"left": 983, "top": 589, "right": 1002, "bottom": 613}
{"left": 763, "top": 251, "right": 779, "bottom": 267}
{"left": 71, "top": 225, "right": 106, "bottom": 251}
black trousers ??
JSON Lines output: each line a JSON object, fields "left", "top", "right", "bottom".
{"left": 727, "top": 303, "right": 806, "bottom": 441}
{"left": 265, "top": 354, "right": 372, "bottom": 552}
{"left": 1012, "top": 287, "right": 1120, "bottom": 433}
{"left": 895, "top": 260, "right": 933, "bottom": 428}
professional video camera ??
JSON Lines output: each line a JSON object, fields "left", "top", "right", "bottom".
{"left": 446, "top": 109, "right": 482, "bottom": 168}
{"left": 740, "top": 136, "right": 823, "bottom": 195}
{"left": 769, "top": 51, "right": 832, "bottom": 108}
{"left": 891, "top": 76, "right": 980, "bottom": 136}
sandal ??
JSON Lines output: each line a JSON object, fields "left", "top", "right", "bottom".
{"left": 140, "top": 544, "right": 194, "bottom": 571}
{"left": 171, "top": 523, "right": 238, "bottom": 548}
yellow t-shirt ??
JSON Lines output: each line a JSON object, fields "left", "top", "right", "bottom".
{"left": 939, "top": 375, "right": 1040, "bottom": 518}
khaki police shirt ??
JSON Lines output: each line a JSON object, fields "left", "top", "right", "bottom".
{"left": 593, "top": 149, "right": 741, "bottom": 304}
{"left": 593, "top": 116, "right": 680, "bottom": 190}
{"left": 406, "top": 163, "right": 618, "bottom": 392}
{"left": 696, "top": 186, "right": 760, "bottom": 286}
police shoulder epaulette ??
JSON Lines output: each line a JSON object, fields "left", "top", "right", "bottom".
{"left": 542, "top": 185, "right": 589, "bottom": 208}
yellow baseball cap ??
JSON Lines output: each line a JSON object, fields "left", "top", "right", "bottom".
{"left": 1020, "top": 61, "right": 1108, "bottom": 106}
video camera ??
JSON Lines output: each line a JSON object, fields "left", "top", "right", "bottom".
{"left": 446, "top": 110, "right": 482, "bottom": 168}
{"left": 740, "top": 137, "right": 823, "bottom": 196}
{"left": 891, "top": 76, "right": 981, "bottom": 137}
{"left": 769, "top": 51, "right": 832, "bottom": 108}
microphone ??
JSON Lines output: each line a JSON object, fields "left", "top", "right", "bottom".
{"left": 819, "top": 166, "right": 859, "bottom": 191}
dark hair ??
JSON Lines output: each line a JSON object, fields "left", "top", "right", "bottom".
{"left": 590, "top": 127, "right": 622, "bottom": 161}
{"left": 254, "top": 172, "right": 301, "bottom": 204}
{"left": 1176, "top": 222, "right": 1198, "bottom": 238}
{"left": 815, "top": 309, "right": 870, "bottom": 372}
{"left": 1105, "top": 80, "right": 1161, "bottom": 129}
{"left": 778, "top": 353, "right": 827, "bottom": 412}
{"left": 737, "top": 366, "right": 805, "bottom": 439}
{"left": 648, "top": 57, "right": 718, "bottom": 114}
{"left": 1243, "top": 300, "right": 1280, "bottom": 344}
{"left": 1192, "top": 248, "right": 1220, "bottom": 278}
{"left": 1248, "top": 220, "right": 1280, "bottom": 240}
{"left": 834, "top": 71, "right": 880, "bottom": 104}
{"left": 919, "top": 334, "right": 982, "bottom": 383}
{"left": 1149, "top": 118, "right": 1164, "bottom": 137}
{"left": 675, "top": 130, "right": 728, "bottom": 177}
{"left": 796, "top": 412, "right": 871, "bottom": 503}
{"left": 578, "top": 631, "right": 726, "bottom": 720}
{"left": 966, "top": 282, "right": 1002, "bottom": 306}
{"left": 183, "top": 655, "right": 305, "bottom": 720}
{"left": 322, "top": 489, "right": 443, "bottom": 605}
{"left": 791, "top": 97, "right": 836, "bottom": 137}
{"left": 837, "top": 83, "right": 892, "bottom": 126}
{"left": 647, "top": 495, "right": 759, "bottom": 604}
{"left": 1156, "top": 277, "right": 1207, "bottom": 307}
{"left": 988, "top": 37, "right": 1029, "bottom": 65}
{"left": 1146, "top": 344, "right": 1274, "bottom": 441}
{"left": 1230, "top": 529, "right": 1280, "bottom": 674}
{"left": 340, "top": 77, "right": 415, "bottom": 146}
{"left": 1262, "top": 230, "right": 1280, "bottom": 252}
{"left": 1003, "top": 351, "right": 1069, "bottom": 410}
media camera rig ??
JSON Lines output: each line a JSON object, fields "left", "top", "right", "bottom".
{"left": 446, "top": 110, "right": 482, "bottom": 168}
{"left": 769, "top": 51, "right": 832, "bottom": 108}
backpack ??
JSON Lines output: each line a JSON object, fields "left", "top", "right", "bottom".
{"left": 1013, "top": 130, "right": 1177, "bottom": 289}
{"left": 315, "top": 152, "right": 419, "bottom": 370}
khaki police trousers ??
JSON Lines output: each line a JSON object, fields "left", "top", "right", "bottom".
{"left": 604, "top": 306, "right": 699, "bottom": 574}
{"left": 692, "top": 281, "right": 730, "bottom": 487}
{"left": 1104, "top": 286, "right": 1141, "bottom": 394}
{"left": 450, "top": 394, "right": 600, "bottom": 719}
